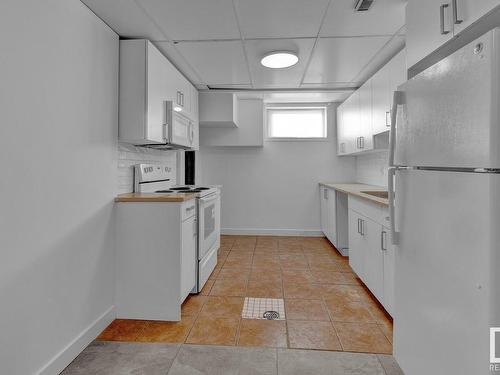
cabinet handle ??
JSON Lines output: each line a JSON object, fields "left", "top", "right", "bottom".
{"left": 324, "top": 188, "right": 328, "bottom": 200}
{"left": 359, "top": 136, "right": 364, "bottom": 149}
{"left": 357, "top": 218, "right": 361, "bottom": 234}
{"left": 452, "top": 0, "right": 463, "bottom": 24}
{"left": 193, "top": 218, "right": 198, "bottom": 236}
{"left": 440, "top": 4, "right": 450, "bottom": 35}
{"left": 181, "top": 92, "right": 184, "bottom": 107}
{"left": 381, "top": 231, "right": 387, "bottom": 251}
{"left": 385, "top": 110, "right": 391, "bottom": 127}
{"left": 356, "top": 137, "right": 360, "bottom": 149}
{"left": 360, "top": 220, "right": 365, "bottom": 236}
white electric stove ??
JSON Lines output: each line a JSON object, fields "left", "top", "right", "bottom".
{"left": 134, "top": 164, "right": 220, "bottom": 293}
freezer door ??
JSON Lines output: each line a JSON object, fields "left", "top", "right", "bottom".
{"left": 393, "top": 169, "right": 499, "bottom": 375}
{"left": 394, "top": 28, "right": 500, "bottom": 169}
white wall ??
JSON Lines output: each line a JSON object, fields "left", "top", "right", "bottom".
{"left": 199, "top": 104, "right": 356, "bottom": 236}
{"left": 0, "top": 1, "right": 118, "bottom": 374}
{"left": 355, "top": 151, "right": 389, "bottom": 187}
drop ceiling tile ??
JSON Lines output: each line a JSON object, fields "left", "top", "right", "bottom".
{"left": 303, "top": 36, "right": 391, "bottom": 84}
{"left": 244, "top": 38, "right": 315, "bottom": 88}
{"left": 137, "top": 0, "right": 240, "bottom": 40}
{"left": 175, "top": 41, "right": 251, "bottom": 85}
{"left": 80, "top": 0, "right": 166, "bottom": 40}
{"left": 320, "top": 0, "right": 406, "bottom": 37}
{"left": 154, "top": 42, "right": 204, "bottom": 85}
{"left": 234, "top": 0, "right": 330, "bottom": 38}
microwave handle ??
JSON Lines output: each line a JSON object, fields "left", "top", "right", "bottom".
{"left": 163, "top": 101, "right": 170, "bottom": 142}
{"left": 188, "top": 121, "right": 194, "bottom": 145}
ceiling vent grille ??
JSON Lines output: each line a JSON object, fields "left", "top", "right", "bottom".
{"left": 354, "top": 0, "right": 374, "bottom": 12}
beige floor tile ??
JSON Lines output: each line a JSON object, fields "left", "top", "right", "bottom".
{"left": 284, "top": 299, "right": 330, "bottom": 321}
{"left": 325, "top": 300, "right": 376, "bottom": 323}
{"left": 237, "top": 319, "right": 287, "bottom": 348}
{"left": 210, "top": 278, "right": 248, "bottom": 297}
{"left": 246, "top": 279, "right": 283, "bottom": 298}
{"left": 283, "top": 282, "right": 323, "bottom": 299}
{"left": 287, "top": 320, "right": 342, "bottom": 351}
{"left": 217, "top": 267, "right": 251, "bottom": 282}
{"left": 334, "top": 322, "right": 392, "bottom": 354}
{"left": 321, "top": 284, "right": 372, "bottom": 304}
{"left": 97, "top": 319, "right": 148, "bottom": 341}
{"left": 200, "top": 278, "right": 215, "bottom": 296}
{"left": 135, "top": 316, "right": 196, "bottom": 343}
{"left": 186, "top": 316, "right": 240, "bottom": 345}
{"left": 181, "top": 295, "right": 208, "bottom": 317}
{"left": 198, "top": 296, "right": 244, "bottom": 319}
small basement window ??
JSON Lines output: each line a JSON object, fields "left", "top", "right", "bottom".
{"left": 266, "top": 105, "right": 327, "bottom": 140}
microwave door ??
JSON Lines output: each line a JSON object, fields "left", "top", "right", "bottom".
{"left": 169, "top": 112, "right": 191, "bottom": 148}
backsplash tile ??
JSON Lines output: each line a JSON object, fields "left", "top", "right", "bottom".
{"left": 355, "top": 151, "right": 389, "bottom": 187}
{"left": 117, "top": 143, "right": 178, "bottom": 194}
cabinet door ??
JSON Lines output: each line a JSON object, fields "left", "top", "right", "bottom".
{"left": 326, "top": 188, "right": 337, "bottom": 245}
{"left": 343, "top": 92, "right": 360, "bottom": 154}
{"left": 337, "top": 104, "right": 348, "bottom": 155}
{"left": 382, "top": 226, "right": 395, "bottom": 316}
{"left": 371, "top": 64, "right": 391, "bottom": 134}
{"left": 348, "top": 209, "right": 364, "bottom": 279}
{"left": 406, "top": 0, "right": 454, "bottom": 68}
{"left": 181, "top": 215, "right": 197, "bottom": 301}
{"left": 146, "top": 44, "right": 169, "bottom": 143}
{"left": 363, "top": 219, "right": 384, "bottom": 302}
{"left": 358, "top": 81, "right": 373, "bottom": 151}
{"left": 453, "top": 0, "right": 500, "bottom": 34}
{"left": 320, "top": 187, "right": 329, "bottom": 235}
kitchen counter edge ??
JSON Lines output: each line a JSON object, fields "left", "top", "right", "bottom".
{"left": 319, "top": 182, "right": 389, "bottom": 206}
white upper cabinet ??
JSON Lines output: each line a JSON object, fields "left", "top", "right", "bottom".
{"left": 453, "top": 0, "right": 500, "bottom": 33}
{"left": 337, "top": 49, "right": 406, "bottom": 155}
{"left": 119, "top": 39, "right": 199, "bottom": 148}
{"left": 337, "top": 92, "right": 360, "bottom": 155}
{"left": 406, "top": 0, "right": 500, "bottom": 68}
{"left": 358, "top": 80, "right": 373, "bottom": 151}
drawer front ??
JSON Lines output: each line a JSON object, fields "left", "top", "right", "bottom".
{"left": 349, "top": 195, "right": 389, "bottom": 226}
{"left": 181, "top": 200, "right": 197, "bottom": 221}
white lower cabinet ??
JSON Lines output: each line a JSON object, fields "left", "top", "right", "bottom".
{"left": 348, "top": 196, "right": 394, "bottom": 316}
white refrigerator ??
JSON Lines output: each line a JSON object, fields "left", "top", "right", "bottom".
{"left": 389, "top": 29, "right": 500, "bottom": 375}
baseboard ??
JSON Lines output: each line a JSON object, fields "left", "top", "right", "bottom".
{"left": 37, "top": 306, "right": 115, "bottom": 375}
{"left": 221, "top": 228, "right": 324, "bottom": 237}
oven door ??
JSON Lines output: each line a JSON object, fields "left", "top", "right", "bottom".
{"left": 169, "top": 110, "right": 193, "bottom": 149}
{"left": 198, "top": 192, "right": 220, "bottom": 259}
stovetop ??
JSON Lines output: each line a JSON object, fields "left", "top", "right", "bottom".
{"left": 154, "top": 186, "right": 215, "bottom": 196}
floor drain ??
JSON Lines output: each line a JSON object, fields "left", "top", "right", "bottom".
{"left": 263, "top": 311, "right": 280, "bottom": 320}
{"left": 242, "top": 297, "right": 285, "bottom": 320}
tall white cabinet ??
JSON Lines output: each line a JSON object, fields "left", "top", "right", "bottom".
{"left": 337, "top": 49, "right": 407, "bottom": 156}
{"left": 119, "top": 39, "right": 199, "bottom": 149}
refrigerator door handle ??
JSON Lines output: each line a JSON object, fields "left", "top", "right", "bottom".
{"left": 389, "top": 91, "right": 404, "bottom": 167}
{"left": 388, "top": 167, "right": 400, "bottom": 245}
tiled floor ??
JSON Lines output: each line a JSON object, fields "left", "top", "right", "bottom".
{"left": 61, "top": 341, "right": 404, "bottom": 375}
{"left": 97, "top": 235, "right": 393, "bottom": 354}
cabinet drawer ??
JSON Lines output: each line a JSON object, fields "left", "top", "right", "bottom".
{"left": 181, "top": 200, "right": 196, "bottom": 221}
{"left": 348, "top": 195, "right": 390, "bottom": 226}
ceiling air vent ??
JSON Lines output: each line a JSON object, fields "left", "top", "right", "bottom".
{"left": 354, "top": 0, "right": 374, "bottom": 12}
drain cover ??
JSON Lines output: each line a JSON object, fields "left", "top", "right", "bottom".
{"left": 263, "top": 311, "right": 280, "bottom": 320}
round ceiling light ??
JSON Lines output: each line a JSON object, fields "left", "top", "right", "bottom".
{"left": 260, "top": 51, "right": 299, "bottom": 69}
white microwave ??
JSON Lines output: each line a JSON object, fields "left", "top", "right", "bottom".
{"left": 145, "top": 101, "right": 195, "bottom": 150}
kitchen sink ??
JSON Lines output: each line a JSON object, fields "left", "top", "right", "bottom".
{"left": 361, "top": 191, "right": 389, "bottom": 199}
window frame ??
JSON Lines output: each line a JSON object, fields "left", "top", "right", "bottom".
{"left": 264, "top": 103, "right": 329, "bottom": 142}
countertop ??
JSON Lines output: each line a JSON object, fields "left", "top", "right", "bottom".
{"left": 319, "top": 182, "right": 389, "bottom": 206}
{"left": 115, "top": 193, "right": 196, "bottom": 203}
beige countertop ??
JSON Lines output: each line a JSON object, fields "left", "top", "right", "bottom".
{"left": 115, "top": 193, "right": 196, "bottom": 203}
{"left": 319, "top": 182, "right": 389, "bottom": 206}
